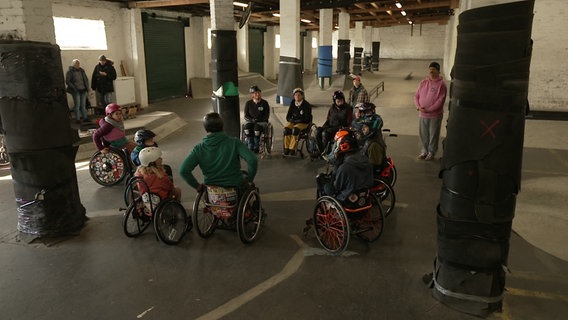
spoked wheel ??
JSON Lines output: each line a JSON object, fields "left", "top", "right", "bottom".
{"left": 123, "top": 176, "right": 140, "bottom": 207}
{"left": 154, "top": 200, "right": 190, "bottom": 245}
{"left": 383, "top": 158, "right": 397, "bottom": 187}
{"left": 261, "top": 123, "right": 274, "bottom": 158}
{"left": 123, "top": 199, "right": 152, "bottom": 237}
{"left": 192, "top": 189, "right": 218, "bottom": 238}
{"left": 372, "top": 178, "right": 396, "bottom": 217}
{"left": 313, "top": 196, "right": 350, "bottom": 255}
{"left": 237, "top": 187, "right": 264, "bottom": 244}
{"left": 353, "top": 195, "right": 385, "bottom": 242}
{"left": 89, "top": 149, "right": 128, "bottom": 186}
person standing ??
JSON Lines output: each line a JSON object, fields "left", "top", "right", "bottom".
{"left": 348, "top": 75, "right": 369, "bottom": 107}
{"left": 65, "top": 59, "right": 90, "bottom": 124}
{"left": 283, "top": 88, "right": 312, "bottom": 156}
{"left": 91, "top": 55, "right": 117, "bottom": 109}
{"left": 414, "top": 61, "right": 447, "bottom": 161}
{"left": 243, "top": 85, "right": 270, "bottom": 153}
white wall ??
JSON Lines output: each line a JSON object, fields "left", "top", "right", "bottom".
{"left": 376, "top": 23, "right": 446, "bottom": 59}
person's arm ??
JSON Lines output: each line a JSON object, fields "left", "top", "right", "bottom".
{"left": 345, "top": 107, "right": 353, "bottom": 126}
{"left": 367, "top": 142, "right": 385, "bottom": 168}
{"left": 65, "top": 70, "right": 75, "bottom": 91}
{"left": 429, "top": 82, "right": 447, "bottom": 113}
{"left": 92, "top": 121, "right": 112, "bottom": 151}
{"left": 285, "top": 104, "right": 294, "bottom": 122}
{"left": 108, "top": 65, "right": 117, "bottom": 81}
{"left": 260, "top": 100, "right": 270, "bottom": 122}
{"left": 244, "top": 101, "right": 252, "bottom": 122}
{"left": 358, "top": 88, "right": 369, "bottom": 104}
{"left": 302, "top": 102, "right": 313, "bottom": 123}
{"left": 178, "top": 149, "right": 201, "bottom": 189}
{"left": 239, "top": 141, "right": 258, "bottom": 181}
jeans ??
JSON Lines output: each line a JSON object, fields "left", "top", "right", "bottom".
{"left": 72, "top": 91, "right": 88, "bottom": 120}
{"left": 97, "top": 91, "right": 114, "bottom": 108}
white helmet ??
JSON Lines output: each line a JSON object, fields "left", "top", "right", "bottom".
{"left": 139, "top": 147, "right": 162, "bottom": 166}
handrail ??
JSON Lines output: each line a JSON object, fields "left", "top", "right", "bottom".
{"left": 369, "top": 81, "right": 385, "bottom": 101}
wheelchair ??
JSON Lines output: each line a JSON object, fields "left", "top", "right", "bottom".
{"left": 192, "top": 181, "right": 264, "bottom": 244}
{"left": 312, "top": 188, "right": 385, "bottom": 255}
{"left": 371, "top": 177, "right": 396, "bottom": 217}
{"left": 283, "top": 123, "right": 318, "bottom": 159}
{"left": 240, "top": 122, "right": 274, "bottom": 159}
{"left": 122, "top": 177, "right": 190, "bottom": 245}
{"left": 89, "top": 146, "right": 135, "bottom": 186}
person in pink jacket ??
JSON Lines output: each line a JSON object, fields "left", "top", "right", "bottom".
{"left": 414, "top": 61, "right": 447, "bottom": 161}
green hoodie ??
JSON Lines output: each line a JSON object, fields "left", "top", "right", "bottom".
{"left": 179, "top": 132, "right": 258, "bottom": 189}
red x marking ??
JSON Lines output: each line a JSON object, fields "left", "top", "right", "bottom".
{"left": 480, "top": 119, "right": 500, "bottom": 139}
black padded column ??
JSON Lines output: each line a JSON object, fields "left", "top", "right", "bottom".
{"left": 0, "top": 40, "right": 86, "bottom": 241}
{"left": 426, "top": 1, "right": 535, "bottom": 317}
{"left": 210, "top": 30, "right": 240, "bottom": 138}
{"left": 353, "top": 47, "right": 363, "bottom": 75}
{"left": 336, "top": 39, "right": 350, "bottom": 74}
{"left": 372, "top": 41, "right": 380, "bottom": 71}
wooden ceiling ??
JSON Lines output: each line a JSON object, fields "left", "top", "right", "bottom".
{"left": 105, "top": 1, "right": 458, "bottom": 29}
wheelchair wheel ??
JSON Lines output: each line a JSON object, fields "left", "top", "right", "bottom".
{"left": 353, "top": 194, "right": 385, "bottom": 242}
{"left": 237, "top": 187, "right": 264, "bottom": 244}
{"left": 192, "top": 189, "right": 218, "bottom": 238}
{"left": 123, "top": 199, "right": 152, "bottom": 237}
{"left": 372, "top": 178, "right": 396, "bottom": 217}
{"left": 89, "top": 149, "right": 128, "bottom": 186}
{"left": 262, "top": 123, "right": 274, "bottom": 155}
{"left": 384, "top": 158, "right": 397, "bottom": 187}
{"left": 154, "top": 200, "right": 189, "bottom": 245}
{"left": 123, "top": 176, "right": 140, "bottom": 207}
{"left": 313, "top": 196, "right": 350, "bottom": 255}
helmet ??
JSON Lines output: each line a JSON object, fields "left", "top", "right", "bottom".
{"left": 334, "top": 129, "right": 351, "bottom": 141}
{"left": 249, "top": 85, "right": 261, "bottom": 93}
{"left": 105, "top": 103, "right": 121, "bottom": 116}
{"left": 139, "top": 147, "right": 162, "bottom": 166}
{"left": 292, "top": 88, "right": 304, "bottom": 96}
{"left": 203, "top": 112, "right": 224, "bottom": 133}
{"left": 335, "top": 130, "right": 358, "bottom": 155}
{"left": 357, "top": 102, "right": 376, "bottom": 112}
{"left": 134, "top": 130, "right": 156, "bottom": 145}
{"left": 332, "top": 90, "right": 345, "bottom": 102}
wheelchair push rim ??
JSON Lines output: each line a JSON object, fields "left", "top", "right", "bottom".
{"left": 313, "top": 196, "right": 350, "bottom": 255}
{"left": 237, "top": 188, "right": 264, "bottom": 244}
{"left": 351, "top": 194, "right": 385, "bottom": 243}
{"left": 372, "top": 178, "right": 396, "bottom": 217}
{"left": 123, "top": 199, "right": 153, "bottom": 237}
{"left": 192, "top": 189, "right": 219, "bottom": 238}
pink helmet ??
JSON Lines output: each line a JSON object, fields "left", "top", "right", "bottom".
{"left": 105, "top": 103, "right": 121, "bottom": 116}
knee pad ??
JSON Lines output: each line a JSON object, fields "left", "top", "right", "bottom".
{"left": 292, "top": 127, "right": 301, "bottom": 136}
{"left": 283, "top": 127, "right": 292, "bottom": 135}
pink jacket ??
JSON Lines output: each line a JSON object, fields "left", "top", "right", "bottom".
{"left": 414, "top": 76, "right": 447, "bottom": 119}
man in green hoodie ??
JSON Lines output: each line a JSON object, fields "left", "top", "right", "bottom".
{"left": 179, "top": 112, "right": 258, "bottom": 190}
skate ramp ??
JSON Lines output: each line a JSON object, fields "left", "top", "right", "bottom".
{"left": 189, "top": 73, "right": 277, "bottom": 99}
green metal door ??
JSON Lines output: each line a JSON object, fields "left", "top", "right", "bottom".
{"left": 248, "top": 28, "right": 264, "bottom": 75}
{"left": 142, "top": 15, "right": 187, "bottom": 102}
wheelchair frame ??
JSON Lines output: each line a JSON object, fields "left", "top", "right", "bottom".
{"left": 241, "top": 122, "right": 274, "bottom": 159}
{"left": 312, "top": 193, "right": 385, "bottom": 255}
{"left": 283, "top": 123, "right": 319, "bottom": 159}
{"left": 122, "top": 177, "right": 190, "bottom": 245}
{"left": 192, "top": 183, "right": 264, "bottom": 244}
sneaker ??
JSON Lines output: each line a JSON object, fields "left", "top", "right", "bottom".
{"left": 424, "top": 153, "right": 435, "bottom": 161}
{"left": 417, "top": 153, "right": 427, "bottom": 160}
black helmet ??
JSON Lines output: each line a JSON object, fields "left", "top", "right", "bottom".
{"left": 203, "top": 112, "right": 224, "bottom": 133}
{"left": 249, "top": 85, "right": 261, "bottom": 93}
{"left": 134, "top": 129, "right": 156, "bottom": 145}
{"left": 332, "top": 90, "right": 345, "bottom": 102}
{"left": 335, "top": 129, "right": 358, "bottom": 156}
{"left": 357, "top": 102, "right": 376, "bottom": 112}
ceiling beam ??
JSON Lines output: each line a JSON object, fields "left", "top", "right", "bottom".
{"left": 128, "top": 0, "right": 208, "bottom": 9}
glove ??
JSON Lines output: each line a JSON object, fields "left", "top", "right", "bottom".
{"left": 197, "top": 183, "right": 205, "bottom": 193}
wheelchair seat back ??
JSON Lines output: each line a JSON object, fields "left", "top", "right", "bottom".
{"left": 343, "top": 188, "right": 373, "bottom": 217}
{"left": 206, "top": 186, "right": 238, "bottom": 218}
{"left": 141, "top": 192, "right": 161, "bottom": 213}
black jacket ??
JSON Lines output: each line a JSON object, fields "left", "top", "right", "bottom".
{"left": 286, "top": 99, "right": 312, "bottom": 124}
{"left": 91, "top": 60, "right": 117, "bottom": 94}
{"left": 244, "top": 99, "right": 270, "bottom": 123}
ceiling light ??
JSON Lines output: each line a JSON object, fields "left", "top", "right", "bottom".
{"left": 386, "top": 10, "right": 392, "bottom": 15}
{"left": 301, "top": 19, "right": 311, "bottom": 23}
{"left": 395, "top": 2, "right": 402, "bottom": 9}
{"left": 408, "top": 20, "right": 413, "bottom": 24}
{"left": 272, "top": 13, "right": 280, "bottom": 17}
{"left": 233, "top": 2, "right": 248, "bottom": 8}
{"left": 401, "top": 10, "right": 407, "bottom": 16}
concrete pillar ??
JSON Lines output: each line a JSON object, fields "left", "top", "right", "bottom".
{"left": 0, "top": 0, "right": 86, "bottom": 241}
{"left": 277, "top": 0, "right": 302, "bottom": 105}
{"left": 264, "top": 26, "right": 276, "bottom": 80}
{"left": 337, "top": 10, "right": 351, "bottom": 74}
{"left": 318, "top": 8, "right": 333, "bottom": 88}
{"left": 353, "top": 21, "right": 364, "bottom": 75}
{"left": 209, "top": 0, "right": 240, "bottom": 137}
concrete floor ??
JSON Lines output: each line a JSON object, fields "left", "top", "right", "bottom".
{"left": 1, "top": 59, "right": 567, "bottom": 320}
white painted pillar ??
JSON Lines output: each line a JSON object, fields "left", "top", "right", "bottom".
{"left": 338, "top": 10, "right": 350, "bottom": 40}
{"left": 0, "top": 0, "right": 55, "bottom": 43}
{"left": 319, "top": 9, "right": 333, "bottom": 46}
{"left": 277, "top": 0, "right": 302, "bottom": 103}
{"left": 318, "top": 8, "right": 333, "bottom": 87}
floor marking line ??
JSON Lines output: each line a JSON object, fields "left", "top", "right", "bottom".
{"left": 195, "top": 235, "right": 306, "bottom": 320}
{"left": 506, "top": 287, "right": 568, "bottom": 302}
